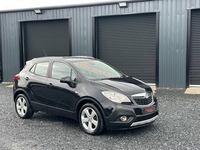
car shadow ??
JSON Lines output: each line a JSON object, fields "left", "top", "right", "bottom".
{"left": 102, "top": 125, "right": 156, "bottom": 137}
{"left": 25, "top": 111, "right": 157, "bottom": 137}
{"left": 32, "top": 111, "right": 78, "bottom": 123}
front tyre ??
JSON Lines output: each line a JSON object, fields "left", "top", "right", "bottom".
{"left": 15, "top": 94, "right": 34, "bottom": 119}
{"left": 79, "top": 103, "right": 104, "bottom": 135}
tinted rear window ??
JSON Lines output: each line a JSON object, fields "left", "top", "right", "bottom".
{"left": 30, "top": 62, "right": 49, "bottom": 77}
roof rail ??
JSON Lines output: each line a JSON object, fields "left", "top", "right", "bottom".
{"left": 70, "top": 56, "right": 94, "bottom": 59}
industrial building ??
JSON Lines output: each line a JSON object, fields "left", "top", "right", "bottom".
{"left": 0, "top": 0, "right": 200, "bottom": 88}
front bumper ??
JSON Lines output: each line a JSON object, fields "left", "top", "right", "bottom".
{"left": 103, "top": 102, "right": 159, "bottom": 130}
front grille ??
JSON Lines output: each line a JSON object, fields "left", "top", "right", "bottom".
{"left": 133, "top": 96, "right": 153, "bottom": 105}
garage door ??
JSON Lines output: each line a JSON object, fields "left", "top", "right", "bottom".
{"left": 0, "top": 29, "right": 1, "bottom": 81}
{"left": 22, "top": 19, "right": 70, "bottom": 62}
{"left": 96, "top": 13, "right": 157, "bottom": 84}
{"left": 0, "top": 55, "right": 1, "bottom": 82}
{"left": 189, "top": 9, "right": 200, "bottom": 85}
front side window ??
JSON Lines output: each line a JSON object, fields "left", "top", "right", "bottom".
{"left": 73, "top": 60, "right": 123, "bottom": 80}
{"left": 71, "top": 70, "right": 77, "bottom": 81}
{"left": 30, "top": 62, "right": 49, "bottom": 77}
{"left": 51, "top": 62, "right": 72, "bottom": 80}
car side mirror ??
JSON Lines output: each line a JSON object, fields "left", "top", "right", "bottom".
{"left": 60, "top": 76, "right": 76, "bottom": 88}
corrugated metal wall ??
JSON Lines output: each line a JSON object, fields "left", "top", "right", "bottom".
{"left": 1, "top": 0, "right": 200, "bottom": 87}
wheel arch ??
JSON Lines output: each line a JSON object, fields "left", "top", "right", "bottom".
{"left": 75, "top": 97, "right": 105, "bottom": 122}
{"left": 14, "top": 88, "right": 30, "bottom": 103}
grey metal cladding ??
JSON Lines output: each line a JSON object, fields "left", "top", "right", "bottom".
{"left": 0, "top": 0, "right": 200, "bottom": 87}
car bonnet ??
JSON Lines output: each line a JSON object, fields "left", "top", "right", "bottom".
{"left": 92, "top": 76, "right": 152, "bottom": 95}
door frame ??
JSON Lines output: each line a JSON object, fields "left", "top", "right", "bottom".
{"left": 186, "top": 8, "right": 200, "bottom": 87}
{"left": 0, "top": 15, "right": 3, "bottom": 82}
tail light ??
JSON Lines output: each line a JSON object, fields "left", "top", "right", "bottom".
{"left": 14, "top": 74, "right": 20, "bottom": 82}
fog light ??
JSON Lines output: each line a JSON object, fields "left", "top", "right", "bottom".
{"left": 120, "top": 116, "right": 127, "bottom": 122}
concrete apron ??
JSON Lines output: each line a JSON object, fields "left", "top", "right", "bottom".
{"left": 184, "top": 87, "right": 200, "bottom": 94}
{"left": 150, "top": 86, "right": 200, "bottom": 95}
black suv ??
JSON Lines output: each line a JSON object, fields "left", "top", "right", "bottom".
{"left": 13, "top": 56, "right": 158, "bottom": 135}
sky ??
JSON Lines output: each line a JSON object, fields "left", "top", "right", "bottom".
{"left": 0, "top": 0, "right": 117, "bottom": 11}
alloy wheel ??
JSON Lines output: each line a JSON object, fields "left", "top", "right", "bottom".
{"left": 15, "top": 94, "right": 34, "bottom": 119}
{"left": 16, "top": 96, "right": 28, "bottom": 117}
{"left": 81, "top": 107, "right": 99, "bottom": 133}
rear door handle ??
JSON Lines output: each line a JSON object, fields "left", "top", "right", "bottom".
{"left": 49, "top": 83, "right": 53, "bottom": 87}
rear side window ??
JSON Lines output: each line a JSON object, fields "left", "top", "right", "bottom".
{"left": 30, "top": 64, "right": 36, "bottom": 73}
{"left": 30, "top": 62, "right": 49, "bottom": 77}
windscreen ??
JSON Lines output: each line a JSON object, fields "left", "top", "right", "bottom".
{"left": 73, "top": 60, "right": 123, "bottom": 80}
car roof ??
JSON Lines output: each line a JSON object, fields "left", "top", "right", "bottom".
{"left": 27, "top": 56, "right": 95, "bottom": 63}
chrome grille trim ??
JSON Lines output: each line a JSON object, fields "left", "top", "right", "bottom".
{"left": 131, "top": 92, "right": 153, "bottom": 105}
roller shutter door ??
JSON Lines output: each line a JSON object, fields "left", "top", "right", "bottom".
{"left": 190, "top": 10, "right": 200, "bottom": 85}
{"left": 96, "top": 13, "right": 156, "bottom": 83}
{"left": 0, "top": 53, "right": 1, "bottom": 81}
{"left": 0, "top": 36, "right": 1, "bottom": 81}
{"left": 23, "top": 20, "right": 70, "bottom": 61}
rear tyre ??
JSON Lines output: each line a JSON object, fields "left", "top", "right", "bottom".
{"left": 79, "top": 103, "right": 104, "bottom": 135}
{"left": 15, "top": 94, "right": 34, "bottom": 119}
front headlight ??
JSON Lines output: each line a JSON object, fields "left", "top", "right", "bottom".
{"left": 102, "top": 91, "right": 131, "bottom": 103}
